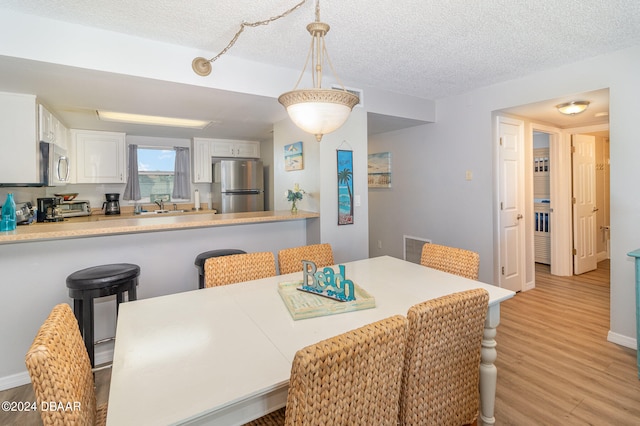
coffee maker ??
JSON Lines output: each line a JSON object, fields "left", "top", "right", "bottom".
{"left": 103, "top": 193, "right": 121, "bottom": 215}
{"left": 36, "top": 197, "right": 64, "bottom": 222}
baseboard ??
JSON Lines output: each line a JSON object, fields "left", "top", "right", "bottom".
{"left": 607, "top": 330, "right": 637, "bottom": 350}
{"left": 523, "top": 278, "right": 536, "bottom": 291}
{"left": 0, "top": 347, "right": 114, "bottom": 391}
{"left": 597, "top": 251, "right": 610, "bottom": 262}
{"left": 0, "top": 371, "right": 30, "bottom": 392}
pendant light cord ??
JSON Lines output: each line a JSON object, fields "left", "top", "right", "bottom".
{"left": 204, "top": 0, "right": 308, "bottom": 64}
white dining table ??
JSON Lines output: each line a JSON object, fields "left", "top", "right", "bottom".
{"left": 106, "top": 255, "right": 514, "bottom": 426}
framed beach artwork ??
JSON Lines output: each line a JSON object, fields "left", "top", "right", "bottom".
{"left": 337, "top": 149, "right": 354, "bottom": 225}
{"left": 284, "top": 141, "right": 303, "bottom": 171}
{"left": 368, "top": 152, "right": 392, "bottom": 188}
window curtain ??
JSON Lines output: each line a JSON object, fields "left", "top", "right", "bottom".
{"left": 172, "top": 147, "right": 190, "bottom": 199}
{"left": 123, "top": 144, "right": 141, "bottom": 200}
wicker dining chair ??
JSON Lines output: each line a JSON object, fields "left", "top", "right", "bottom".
{"left": 277, "top": 243, "right": 335, "bottom": 275}
{"left": 204, "top": 251, "right": 277, "bottom": 287}
{"left": 399, "top": 288, "right": 489, "bottom": 426}
{"left": 420, "top": 243, "right": 480, "bottom": 280}
{"left": 25, "top": 303, "right": 107, "bottom": 426}
{"left": 244, "top": 315, "right": 408, "bottom": 426}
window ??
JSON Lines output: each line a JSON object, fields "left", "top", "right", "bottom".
{"left": 137, "top": 147, "right": 176, "bottom": 200}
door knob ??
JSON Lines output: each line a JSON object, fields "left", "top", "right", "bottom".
{"left": 592, "top": 207, "right": 599, "bottom": 212}
{"left": 516, "top": 214, "right": 523, "bottom": 220}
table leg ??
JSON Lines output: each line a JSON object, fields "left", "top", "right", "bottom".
{"left": 479, "top": 304, "right": 500, "bottom": 426}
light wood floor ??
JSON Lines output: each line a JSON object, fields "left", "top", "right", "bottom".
{"left": 495, "top": 260, "right": 640, "bottom": 425}
{"left": 2, "top": 260, "right": 638, "bottom": 425}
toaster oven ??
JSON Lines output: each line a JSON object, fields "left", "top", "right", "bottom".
{"left": 59, "top": 200, "right": 91, "bottom": 217}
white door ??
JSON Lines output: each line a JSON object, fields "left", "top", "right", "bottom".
{"left": 498, "top": 117, "right": 525, "bottom": 292}
{"left": 572, "top": 134, "right": 597, "bottom": 274}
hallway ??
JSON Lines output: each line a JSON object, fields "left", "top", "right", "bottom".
{"left": 495, "top": 261, "right": 640, "bottom": 424}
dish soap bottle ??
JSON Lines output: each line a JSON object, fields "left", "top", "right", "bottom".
{"left": 1, "top": 193, "right": 16, "bottom": 231}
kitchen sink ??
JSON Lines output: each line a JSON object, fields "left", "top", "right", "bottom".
{"left": 135, "top": 209, "right": 187, "bottom": 215}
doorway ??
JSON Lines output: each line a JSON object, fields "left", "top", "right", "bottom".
{"left": 533, "top": 132, "right": 551, "bottom": 266}
{"left": 529, "top": 126, "right": 610, "bottom": 277}
{"left": 494, "top": 88, "right": 610, "bottom": 290}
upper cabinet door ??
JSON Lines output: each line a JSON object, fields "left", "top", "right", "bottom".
{"left": 73, "top": 130, "right": 126, "bottom": 183}
{"left": 210, "top": 139, "right": 260, "bottom": 158}
{"left": 234, "top": 141, "right": 260, "bottom": 158}
{"left": 192, "top": 138, "right": 212, "bottom": 183}
{"left": 39, "top": 105, "right": 69, "bottom": 150}
{"left": 0, "top": 92, "right": 38, "bottom": 184}
{"left": 39, "top": 105, "right": 56, "bottom": 144}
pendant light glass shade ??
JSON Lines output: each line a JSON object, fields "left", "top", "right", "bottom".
{"left": 279, "top": 88, "right": 359, "bottom": 141}
{"left": 279, "top": 1, "right": 359, "bottom": 141}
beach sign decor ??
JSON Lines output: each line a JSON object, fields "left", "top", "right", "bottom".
{"left": 298, "top": 260, "right": 356, "bottom": 302}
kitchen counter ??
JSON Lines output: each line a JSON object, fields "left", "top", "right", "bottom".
{"left": 0, "top": 210, "right": 319, "bottom": 244}
{"left": 0, "top": 209, "right": 320, "bottom": 388}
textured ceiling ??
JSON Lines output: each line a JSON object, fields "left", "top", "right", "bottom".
{"left": 2, "top": 0, "right": 640, "bottom": 100}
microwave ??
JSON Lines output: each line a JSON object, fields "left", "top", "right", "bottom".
{"left": 59, "top": 200, "right": 92, "bottom": 218}
{"left": 40, "top": 142, "right": 70, "bottom": 186}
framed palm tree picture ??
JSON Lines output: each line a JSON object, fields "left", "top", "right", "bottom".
{"left": 337, "top": 149, "right": 354, "bottom": 225}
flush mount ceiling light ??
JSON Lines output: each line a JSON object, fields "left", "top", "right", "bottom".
{"left": 192, "top": 0, "right": 359, "bottom": 142}
{"left": 556, "top": 101, "right": 590, "bottom": 115}
{"left": 97, "top": 111, "right": 212, "bottom": 129}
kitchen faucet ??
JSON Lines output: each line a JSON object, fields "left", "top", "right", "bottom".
{"left": 155, "top": 200, "right": 164, "bottom": 210}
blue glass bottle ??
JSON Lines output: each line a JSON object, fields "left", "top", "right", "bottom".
{"left": 1, "top": 193, "right": 16, "bottom": 231}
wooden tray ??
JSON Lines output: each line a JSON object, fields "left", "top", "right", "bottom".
{"left": 278, "top": 280, "right": 375, "bottom": 320}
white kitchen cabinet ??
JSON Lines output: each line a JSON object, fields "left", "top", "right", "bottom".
{"left": 73, "top": 129, "right": 126, "bottom": 183}
{"left": 210, "top": 139, "right": 260, "bottom": 158}
{"left": 192, "top": 137, "right": 212, "bottom": 183}
{"left": 39, "top": 105, "right": 56, "bottom": 144}
{"left": 193, "top": 138, "right": 260, "bottom": 183}
{"left": 54, "top": 118, "right": 69, "bottom": 151}
{"left": 0, "top": 92, "right": 39, "bottom": 185}
{"left": 39, "top": 104, "right": 69, "bottom": 150}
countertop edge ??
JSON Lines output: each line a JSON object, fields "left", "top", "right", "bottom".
{"left": 0, "top": 210, "right": 320, "bottom": 244}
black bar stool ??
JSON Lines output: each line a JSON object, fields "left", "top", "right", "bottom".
{"left": 194, "top": 249, "right": 246, "bottom": 289}
{"left": 66, "top": 263, "right": 139, "bottom": 367}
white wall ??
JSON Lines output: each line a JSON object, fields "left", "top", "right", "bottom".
{"left": 369, "top": 45, "right": 640, "bottom": 347}
{"left": 274, "top": 107, "right": 369, "bottom": 263}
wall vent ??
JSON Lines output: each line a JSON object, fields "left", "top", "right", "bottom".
{"left": 331, "top": 85, "right": 363, "bottom": 108}
{"left": 403, "top": 235, "right": 431, "bottom": 264}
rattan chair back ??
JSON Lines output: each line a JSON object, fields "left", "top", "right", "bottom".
{"left": 25, "top": 303, "right": 107, "bottom": 426}
{"left": 420, "top": 243, "right": 480, "bottom": 280}
{"left": 285, "top": 315, "right": 408, "bottom": 425}
{"left": 245, "top": 315, "right": 408, "bottom": 426}
{"left": 399, "top": 288, "right": 489, "bottom": 426}
{"left": 204, "top": 251, "right": 276, "bottom": 287}
{"left": 278, "top": 243, "right": 334, "bottom": 275}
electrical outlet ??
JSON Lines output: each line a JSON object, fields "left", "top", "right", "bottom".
{"left": 465, "top": 170, "right": 473, "bottom": 181}
{"left": 377, "top": 240, "right": 382, "bottom": 249}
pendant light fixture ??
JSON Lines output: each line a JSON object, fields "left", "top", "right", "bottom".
{"left": 278, "top": 1, "right": 359, "bottom": 141}
{"left": 191, "top": 0, "right": 358, "bottom": 142}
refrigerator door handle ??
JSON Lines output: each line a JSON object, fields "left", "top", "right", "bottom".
{"left": 223, "top": 190, "right": 262, "bottom": 195}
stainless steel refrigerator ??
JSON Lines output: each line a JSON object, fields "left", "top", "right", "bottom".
{"left": 212, "top": 159, "right": 264, "bottom": 213}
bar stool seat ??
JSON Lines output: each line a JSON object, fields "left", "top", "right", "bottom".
{"left": 66, "top": 263, "right": 139, "bottom": 367}
{"left": 194, "top": 249, "right": 246, "bottom": 289}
